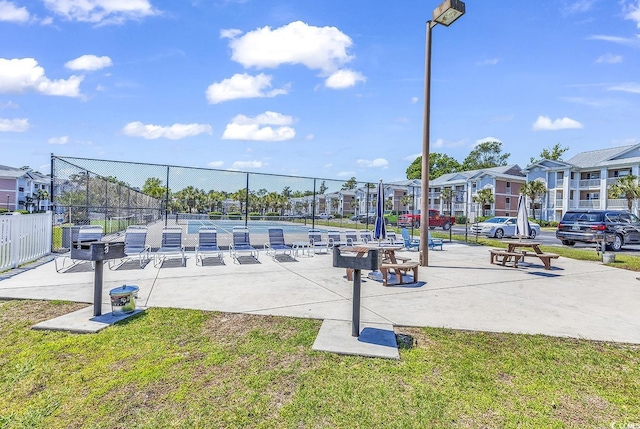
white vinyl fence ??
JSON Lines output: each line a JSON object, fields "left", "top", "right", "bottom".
{"left": 0, "top": 212, "right": 52, "bottom": 271}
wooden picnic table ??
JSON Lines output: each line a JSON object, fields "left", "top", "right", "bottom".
{"left": 344, "top": 244, "right": 418, "bottom": 285}
{"left": 500, "top": 240, "right": 559, "bottom": 270}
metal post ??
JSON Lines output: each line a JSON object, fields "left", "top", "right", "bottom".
{"left": 93, "top": 259, "right": 103, "bottom": 316}
{"left": 164, "top": 166, "right": 170, "bottom": 227}
{"left": 312, "top": 179, "right": 316, "bottom": 230}
{"left": 420, "top": 21, "right": 435, "bottom": 267}
{"left": 245, "top": 173, "right": 249, "bottom": 228}
{"left": 352, "top": 269, "right": 361, "bottom": 337}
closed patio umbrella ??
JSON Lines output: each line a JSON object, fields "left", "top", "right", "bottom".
{"left": 515, "top": 194, "right": 531, "bottom": 240}
{"left": 373, "top": 180, "right": 386, "bottom": 244}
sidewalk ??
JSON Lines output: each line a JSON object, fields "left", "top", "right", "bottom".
{"left": 1, "top": 242, "right": 639, "bottom": 344}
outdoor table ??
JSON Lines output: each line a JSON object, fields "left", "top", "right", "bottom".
{"left": 500, "top": 240, "right": 558, "bottom": 270}
{"left": 344, "top": 244, "right": 406, "bottom": 281}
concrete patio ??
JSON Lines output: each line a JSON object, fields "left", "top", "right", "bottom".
{"left": 1, "top": 241, "right": 639, "bottom": 346}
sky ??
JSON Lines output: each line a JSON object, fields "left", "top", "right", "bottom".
{"left": 1, "top": 0, "right": 640, "bottom": 184}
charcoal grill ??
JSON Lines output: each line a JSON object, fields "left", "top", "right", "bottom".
{"left": 71, "top": 240, "right": 125, "bottom": 316}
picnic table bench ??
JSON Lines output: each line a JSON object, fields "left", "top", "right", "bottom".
{"left": 380, "top": 261, "right": 420, "bottom": 286}
{"left": 489, "top": 249, "right": 525, "bottom": 267}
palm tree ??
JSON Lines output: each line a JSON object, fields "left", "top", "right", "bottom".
{"left": 440, "top": 188, "right": 455, "bottom": 216}
{"left": 609, "top": 174, "right": 640, "bottom": 211}
{"left": 473, "top": 188, "right": 494, "bottom": 218}
{"left": 35, "top": 189, "right": 49, "bottom": 211}
{"left": 520, "top": 180, "right": 547, "bottom": 220}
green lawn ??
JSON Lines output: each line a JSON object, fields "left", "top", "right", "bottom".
{"left": 1, "top": 300, "right": 639, "bottom": 428}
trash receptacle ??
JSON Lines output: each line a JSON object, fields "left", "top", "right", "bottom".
{"left": 109, "top": 285, "right": 139, "bottom": 314}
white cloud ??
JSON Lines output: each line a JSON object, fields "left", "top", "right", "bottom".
{"left": 0, "top": 100, "right": 18, "bottom": 109}
{"left": 43, "top": 0, "right": 158, "bottom": 25}
{"left": 0, "top": 58, "right": 83, "bottom": 97}
{"left": 122, "top": 121, "right": 212, "bottom": 139}
{"left": 325, "top": 69, "right": 366, "bottom": 89}
{"left": 563, "top": 0, "right": 596, "bottom": 14}
{"left": 623, "top": 1, "right": 640, "bottom": 28}
{"left": 588, "top": 35, "right": 640, "bottom": 48}
{"left": 305, "top": 134, "right": 315, "bottom": 140}
{"left": 208, "top": 161, "right": 224, "bottom": 168}
{"left": 475, "top": 136, "right": 503, "bottom": 146}
{"left": 0, "top": 1, "right": 29, "bottom": 22}
{"left": 403, "top": 153, "right": 421, "bottom": 161}
{"left": 222, "top": 111, "right": 296, "bottom": 141}
{"left": 48, "top": 136, "right": 69, "bottom": 144}
{"left": 65, "top": 54, "right": 113, "bottom": 71}
{"left": 411, "top": 97, "right": 418, "bottom": 104}
{"left": 225, "top": 21, "right": 353, "bottom": 71}
{"left": 206, "top": 73, "right": 287, "bottom": 104}
{"left": 477, "top": 58, "right": 499, "bottom": 66}
{"left": 324, "top": 163, "right": 333, "bottom": 168}
{"left": 232, "top": 160, "right": 263, "bottom": 169}
{"left": 532, "top": 116, "right": 583, "bottom": 131}
{"left": 596, "top": 53, "right": 622, "bottom": 64}
{"left": 356, "top": 158, "right": 389, "bottom": 168}
{"left": 0, "top": 117, "right": 28, "bottom": 132}
{"left": 608, "top": 82, "right": 640, "bottom": 94}
{"left": 337, "top": 171, "right": 356, "bottom": 178}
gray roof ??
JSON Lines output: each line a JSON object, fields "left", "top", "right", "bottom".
{"left": 565, "top": 145, "right": 638, "bottom": 168}
{"left": 430, "top": 164, "right": 524, "bottom": 186}
{"left": 0, "top": 165, "right": 28, "bottom": 179}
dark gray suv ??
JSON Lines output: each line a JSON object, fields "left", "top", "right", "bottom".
{"left": 556, "top": 209, "right": 640, "bottom": 251}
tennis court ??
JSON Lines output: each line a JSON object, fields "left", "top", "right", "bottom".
{"left": 185, "top": 219, "right": 327, "bottom": 235}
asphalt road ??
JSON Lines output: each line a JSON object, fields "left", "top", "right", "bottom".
{"left": 445, "top": 224, "right": 640, "bottom": 255}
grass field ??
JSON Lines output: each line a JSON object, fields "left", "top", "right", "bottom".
{"left": 1, "top": 300, "right": 639, "bottom": 428}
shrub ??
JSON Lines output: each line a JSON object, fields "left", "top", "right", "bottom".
{"left": 208, "top": 212, "right": 222, "bottom": 220}
{"left": 264, "top": 212, "right": 279, "bottom": 219}
{"left": 228, "top": 212, "right": 242, "bottom": 220}
{"left": 249, "top": 212, "right": 261, "bottom": 220}
{"left": 455, "top": 215, "right": 467, "bottom": 224}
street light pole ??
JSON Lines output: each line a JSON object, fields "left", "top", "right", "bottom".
{"left": 420, "top": 0, "right": 465, "bottom": 267}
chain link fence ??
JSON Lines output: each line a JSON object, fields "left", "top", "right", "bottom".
{"left": 51, "top": 155, "right": 394, "bottom": 251}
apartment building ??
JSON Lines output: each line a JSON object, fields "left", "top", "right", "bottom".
{"left": 429, "top": 165, "right": 526, "bottom": 221}
{"left": 0, "top": 165, "right": 51, "bottom": 212}
{"left": 524, "top": 144, "right": 640, "bottom": 221}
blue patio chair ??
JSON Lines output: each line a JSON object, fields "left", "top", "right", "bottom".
{"left": 401, "top": 228, "right": 420, "bottom": 251}
{"left": 264, "top": 227, "right": 292, "bottom": 259}
{"left": 153, "top": 227, "right": 186, "bottom": 267}
{"left": 195, "top": 227, "right": 224, "bottom": 265}
{"left": 429, "top": 232, "right": 444, "bottom": 251}
{"left": 230, "top": 227, "right": 259, "bottom": 263}
{"left": 109, "top": 225, "right": 150, "bottom": 270}
{"left": 308, "top": 229, "right": 329, "bottom": 254}
{"left": 55, "top": 225, "right": 104, "bottom": 272}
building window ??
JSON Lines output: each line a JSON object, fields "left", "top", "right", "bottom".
{"left": 18, "top": 187, "right": 24, "bottom": 192}
{"left": 506, "top": 197, "right": 510, "bottom": 210}
{"left": 557, "top": 171, "right": 564, "bottom": 181}
{"left": 506, "top": 182, "right": 511, "bottom": 194}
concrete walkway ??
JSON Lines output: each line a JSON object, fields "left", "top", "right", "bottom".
{"left": 1, "top": 242, "right": 639, "bottom": 345}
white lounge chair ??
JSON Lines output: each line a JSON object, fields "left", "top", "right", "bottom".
{"left": 55, "top": 225, "right": 104, "bottom": 272}
{"left": 195, "top": 227, "right": 224, "bottom": 265}
{"left": 327, "top": 230, "right": 348, "bottom": 248}
{"left": 308, "top": 229, "right": 329, "bottom": 254}
{"left": 109, "top": 225, "right": 150, "bottom": 270}
{"left": 230, "top": 227, "right": 259, "bottom": 263}
{"left": 264, "top": 227, "right": 292, "bottom": 259}
{"left": 153, "top": 227, "right": 186, "bottom": 267}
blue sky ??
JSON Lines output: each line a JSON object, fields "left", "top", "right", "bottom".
{"left": 1, "top": 0, "right": 640, "bottom": 183}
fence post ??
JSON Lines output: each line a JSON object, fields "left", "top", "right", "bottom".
{"left": 10, "top": 214, "right": 21, "bottom": 268}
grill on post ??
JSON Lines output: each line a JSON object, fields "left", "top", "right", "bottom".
{"left": 71, "top": 240, "right": 125, "bottom": 317}
{"left": 332, "top": 245, "right": 380, "bottom": 337}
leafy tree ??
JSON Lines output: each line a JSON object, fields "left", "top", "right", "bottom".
{"left": 406, "top": 153, "right": 461, "bottom": 180}
{"left": 462, "top": 141, "right": 510, "bottom": 171}
{"left": 530, "top": 143, "right": 569, "bottom": 164}
{"left": 520, "top": 180, "right": 547, "bottom": 220}
{"left": 400, "top": 194, "right": 414, "bottom": 209}
{"left": 142, "top": 177, "right": 167, "bottom": 199}
{"left": 35, "top": 189, "right": 49, "bottom": 211}
{"left": 473, "top": 188, "right": 494, "bottom": 217}
{"left": 441, "top": 188, "right": 455, "bottom": 215}
{"left": 609, "top": 175, "right": 640, "bottom": 211}
{"left": 341, "top": 177, "right": 358, "bottom": 190}
{"left": 319, "top": 181, "right": 328, "bottom": 194}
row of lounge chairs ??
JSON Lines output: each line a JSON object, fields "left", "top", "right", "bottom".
{"left": 55, "top": 225, "right": 442, "bottom": 272}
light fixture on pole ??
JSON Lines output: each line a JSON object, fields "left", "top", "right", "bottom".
{"left": 420, "top": 0, "right": 465, "bottom": 267}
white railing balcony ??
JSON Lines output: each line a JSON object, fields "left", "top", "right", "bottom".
{"left": 578, "top": 200, "right": 600, "bottom": 208}
{"left": 429, "top": 192, "right": 440, "bottom": 198}
{"left": 453, "top": 203, "right": 465, "bottom": 211}
{"left": 607, "top": 198, "right": 628, "bottom": 208}
{"left": 578, "top": 179, "right": 601, "bottom": 188}
{"left": 555, "top": 199, "right": 563, "bottom": 208}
